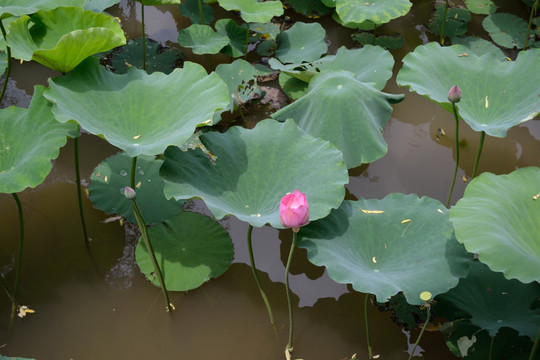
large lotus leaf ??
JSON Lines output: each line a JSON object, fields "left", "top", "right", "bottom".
{"left": 105, "top": 38, "right": 184, "bottom": 74}
{"left": 335, "top": 0, "right": 412, "bottom": 25}
{"left": 83, "top": 0, "right": 121, "bottom": 12}
{"left": 217, "top": 0, "right": 284, "bottom": 23}
{"left": 270, "top": 45, "right": 395, "bottom": 97}
{"left": 298, "top": 194, "right": 471, "bottom": 305}
{"left": 160, "top": 119, "right": 348, "bottom": 228}
{"left": 436, "top": 261, "right": 540, "bottom": 339}
{"left": 135, "top": 210, "right": 233, "bottom": 291}
{"left": 397, "top": 42, "right": 540, "bottom": 137}
{"left": 44, "top": 57, "right": 229, "bottom": 157}
{"left": 215, "top": 59, "right": 262, "bottom": 111}
{"left": 465, "top": 0, "right": 496, "bottom": 15}
{"left": 179, "top": 0, "right": 215, "bottom": 24}
{"left": 482, "top": 13, "right": 530, "bottom": 49}
{"left": 6, "top": 7, "right": 126, "bottom": 74}
{"left": 272, "top": 71, "right": 403, "bottom": 168}
{"left": 0, "top": 86, "right": 77, "bottom": 194}
{"left": 0, "top": 0, "right": 84, "bottom": 19}
{"left": 178, "top": 24, "right": 229, "bottom": 55}
{"left": 450, "top": 36, "right": 506, "bottom": 61}
{"left": 449, "top": 167, "right": 540, "bottom": 284}
{"left": 428, "top": 6, "right": 471, "bottom": 38}
{"left": 276, "top": 22, "right": 328, "bottom": 64}
{"left": 215, "top": 19, "right": 248, "bottom": 58}
{"left": 89, "top": 152, "right": 185, "bottom": 225}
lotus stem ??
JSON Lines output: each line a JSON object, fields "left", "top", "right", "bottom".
{"left": 364, "top": 293, "right": 374, "bottom": 359}
{"left": 488, "top": 335, "right": 495, "bottom": 360}
{"left": 0, "top": 274, "right": 18, "bottom": 307}
{"left": 130, "top": 157, "right": 173, "bottom": 312}
{"left": 11, "top": 193, "right": 24, "bottom": 298}
{"left": 445, "top": 103, "right": 460, "bottom": 207}
{"left": 471, "top": 131, "right": 485, "bottom": 178}
{"left": 524, "top": 0, "right": 539, "bottom": 49}
{"left": 74, "top": 135, "right": 91, "bottom": 252}
{"left": 407, "top": 306, "right": 431, "bottom": 360}
{"left": 285, "top": 231, "right": 297, "bottom": 352}
{"left": 0, "top": 19, "right": 12, "bottom": 104}
{"left": 528, "top": 327, "right": 540, "bottom": 360}
{"left": 245, "top": 23, "right": 250, "bottom": 60}
{"left": 141, "top": 3, "right": 146, "bottom": 71}
{"left": 440, "top": 0, "right": 449, "bottom": 45}
{"left": 246, "top": 225, "right": 275, "bottom": 324}
{"left": 197, "top": 0, "right": 205, "bottom": 24}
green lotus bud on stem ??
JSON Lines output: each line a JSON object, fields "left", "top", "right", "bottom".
{"left": 447, "top": 85, "right": 461, "bottom": 104}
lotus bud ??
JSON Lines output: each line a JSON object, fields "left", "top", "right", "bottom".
{"left": 279, "top": 190, "right": 310, "bottom": 232}
{"left": 447, "top": 85, "right": 461, "bottom": 104}
{"left": 124, "top": 186, "right": 136, "bottom": 200}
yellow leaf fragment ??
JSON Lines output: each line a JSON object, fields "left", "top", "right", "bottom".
{"left": 462, "top": 176, "right": 468, "bottom": 182}
{"left": 104, "top": 175, "right": 108, "bottom": 183}
{"left": 458, "top": 53, "right": 468, "bottom": 57}
{"left": 257, "top": 213, "right": 261, "bottom": 218}
{"left": 20, "top": 59, "right": 23, "bottom": 64}
{"left": 136, "top": 181, "right": 141, "bottom": 188}
{"left": 437, "top": 209, "right": 444, "bottom": 214}
{"left": 361, "top": 209, "right": 385, "bottom": 214}
{"left": 372, "top": 256, "right": 377, "bottom": 263}
{"left": 533, "top": 192, "right": 539, "bottom": 200}
{"left": 506, "top": 56, "right": 512, "bottom": 61}
{"left": 401, "top": 219, "right": 411, "bottom": 224}
{"left": 133, "top": 134, "right": 141, "bottom": 139}
{"left": 485, "top": 95, "right": 489, "bottom": 109}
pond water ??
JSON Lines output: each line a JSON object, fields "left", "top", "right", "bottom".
{"left": 0, "top": 0, "right": 539, "bottom": 359}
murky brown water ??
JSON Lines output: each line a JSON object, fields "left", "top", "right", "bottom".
{"left": 1, "top": 0, "right": 539, "bottom": 359}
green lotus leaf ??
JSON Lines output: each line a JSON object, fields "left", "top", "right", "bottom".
{"left": 44, "top": 57, "right": 229, "bottom": 157}
{"left": 271, "top": 45, "right": 395, "bottom": 100}
{"left": 83, "top": 0, "right": 121, "bottom": 12}
{"left": 104, "top": 38, "right": 184, "bottom": 74}
{"left": 6, "top": 7, "right": 126, "bottom": 73}
{"left": 179, "top": 0, "right": 214, "bottom": 24}
{"left": 215, "top": 59, "right": 262, "bottom": 111}
{"left": 0, "top": 86, "right": 77, "bottom": 194}
{"left": 276, "top": 22, "right": 328, "bottom": 63}
{"left": 482, "top": 13, "right": 530, "bottom": 49}
{"left": 352, "top": 32, "right": 403, "bottom": 50}
{"left": 160, "top": 119, "right": 348, "bottom": 228}
{"left": 449, "top": 167, "right": 540, "bottom": 284}
{"left": 215, "top": 19, "right": 248, "bottom": 57}
{"left": 298, "top": 194, "right": 471, "bottom": 305}
{"left": 178, "top": 24, "right": 230, "bottom": 55}
{"left": 465, "top": 0, "right": 496, "bottom": 15}
{"left": 89, "top": 152, "right": 185, "bottom": 225}
{"left": 450, "top": 36, "right": 506, "bottom": 61}
{"left": 250, "top": 22, "right": 280, "bottom": 40}
{"left": 135, "top": 211, "right": 233, "bottom": 291}
{"left": 272, "top": 71, "right": 403, "bottom": 168}
{"left": 0, "top": 51, "right": 6, "bottom": 77}
{"left": 0, "top": 0, "right": 84, "bottom": 19}
{"left": 428, "top": 6, "right": 471, "bottom": 38}
{"left": 217, "top": 0, "right": 284, "bottom": 23}
{"left": 335, "top": 0, "right": 412, "bottom": 25}
{"left": 285, "top": 0, "right": 333, "bottom": 17}
{"left": 436, "top": 261, "right": 540, "bottom": 339}
{"left": 397, "top": 42, "right": 540, "bottom": 137}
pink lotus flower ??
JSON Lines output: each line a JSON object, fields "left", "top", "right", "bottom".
{"left": 447, "top": 85, "right": 461, "bottom": 104}
{"left": 280, "top": 190, "right": 310, "bottom": 232}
